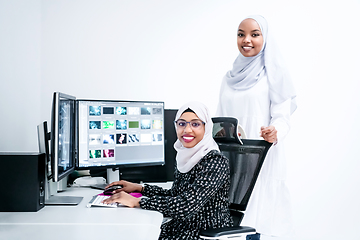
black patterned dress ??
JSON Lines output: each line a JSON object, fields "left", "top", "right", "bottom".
{"left": 139, "top": 150, "right": 233, "bottom": 240}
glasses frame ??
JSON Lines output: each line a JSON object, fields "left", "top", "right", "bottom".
{"left": 174, "top": 120, "right": 205, "bottom": 129}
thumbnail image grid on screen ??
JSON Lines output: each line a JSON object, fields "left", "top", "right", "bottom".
{"left": 77, "top": 100, "right": 165, "bottom": 168}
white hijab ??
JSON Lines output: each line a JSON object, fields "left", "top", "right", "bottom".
{"left": 225, "top": 15, "right": 297, "bottom": 114}
{"left": 174, "top": 101, "right": 220, "bottom": 173}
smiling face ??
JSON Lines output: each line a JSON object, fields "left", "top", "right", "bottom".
{"left": 176, "top": 112, "right": 205, "bottom": 148}
{"left": 237, "top": 18, "right": 264, "bottom": 57}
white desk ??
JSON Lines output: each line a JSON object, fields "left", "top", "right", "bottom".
{"left": 0, "top": 187, "right": 163, "bottom": 240}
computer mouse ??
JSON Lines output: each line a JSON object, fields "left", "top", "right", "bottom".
{"left": 103, "top": 185, "right": 123, "bottom": 195}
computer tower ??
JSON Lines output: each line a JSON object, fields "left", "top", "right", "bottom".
{"left": 0, "top": 152, "right": 46, "bottom": 212}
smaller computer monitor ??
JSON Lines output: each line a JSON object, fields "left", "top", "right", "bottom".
{"left": 50, "top": 92, "right": 77, "bottom": 182}
{"left": 37, "top": 92, "right": 83, "bottom": 205}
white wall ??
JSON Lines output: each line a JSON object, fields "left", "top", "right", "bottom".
{"left": 1, "top": 0, "right": 360, "bottom": 239}
{"left": 0, "top": 0, "right": 42, "bottom": 151}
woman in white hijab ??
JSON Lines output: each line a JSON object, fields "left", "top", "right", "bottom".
{"left": 216, "top": 15, "right": 297, "bottom": 239}
{"left": 104, "top": 101, "right": 233, "bottom": 240}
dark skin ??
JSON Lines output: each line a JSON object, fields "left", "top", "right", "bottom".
{"left": 260, "top": 125, "right": 277, "bottom": 143}
{"left": 102, "top": 180, "right": 142, "bottom": 208}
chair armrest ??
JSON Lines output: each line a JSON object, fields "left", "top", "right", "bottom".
{"left": 200, "top": 226, "right": 256, "bottom": 239}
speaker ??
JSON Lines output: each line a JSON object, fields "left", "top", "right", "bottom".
{"left": 0, "top": 152, "right": 45, "bottom": 212}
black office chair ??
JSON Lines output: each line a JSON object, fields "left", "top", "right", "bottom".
{"left": 200, "top": 117, "right": 272, "bottom": 239}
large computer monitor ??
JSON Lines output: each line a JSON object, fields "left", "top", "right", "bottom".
{"left": 76, "top": 99, "right": 165, "bottom": 171}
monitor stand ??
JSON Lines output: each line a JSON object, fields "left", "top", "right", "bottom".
{"left": 45, "top": 196, "right": 83, "bottom": 205}
{"left": 107, "top": 168, "right": 120, "bottom": 183}
{"left": 88, "top": 168, "right": 120, "bottom": 190}
{"left": 45, "top": 177, "right": 83, "bottom": 206}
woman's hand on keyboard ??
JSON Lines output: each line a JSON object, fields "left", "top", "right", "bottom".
{"left": 102, "top": 192, "right": 140, "bottom": 208}
{"left": 106, "top": 180, "right": 143, "bottom": 194}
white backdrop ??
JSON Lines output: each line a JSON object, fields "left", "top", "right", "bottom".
{"left": 1, "top": 0, "right": 360, "bottom": 239}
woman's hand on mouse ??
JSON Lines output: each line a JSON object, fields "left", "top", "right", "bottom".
{"left": 102, "top": 192, "right": 140, "bottom": 208}
{"left": 260, "top": 125, "right": 277, "bottom": 143}
{"left": 106, "top": 180, "right": 143, "bottom": 194}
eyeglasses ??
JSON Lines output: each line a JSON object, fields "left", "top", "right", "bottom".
{"left": 174, "top": 120, "right": 205, "bottom": 129}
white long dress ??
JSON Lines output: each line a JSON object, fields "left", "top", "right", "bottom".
{"left": 216, "top": 74, "right": 293, "bottom": 237}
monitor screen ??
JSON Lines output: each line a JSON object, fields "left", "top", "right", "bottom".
{"left": 96, "top": 109, "right": 178, "bottom": 183}
{"left": 51, "top": 92, "right": 76, "bottom": 182}
{"left": 76, "top": 100, "right": 165, "bottom": 169}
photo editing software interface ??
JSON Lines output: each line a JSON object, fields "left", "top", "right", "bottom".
{"left": 77, "top": 100, "right": 165, "bottom": 168}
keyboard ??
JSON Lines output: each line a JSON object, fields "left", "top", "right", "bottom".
{"left": 87, "top": 195, "right": 120, "bottom": 208}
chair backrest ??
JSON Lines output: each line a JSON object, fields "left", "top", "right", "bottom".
{"left": 212, "top": 117, "right": 272, "bottom": 224}
{"left": 212, "top": 117, "right": 243, "bottom": 145}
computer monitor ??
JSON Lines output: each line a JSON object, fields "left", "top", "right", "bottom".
{"left": 37, "top": 92, "right": 83, "bottom": 205}
{"left": 51, "top": 92, "right": 77, "bottom": 182}
{"left": 76, "top": 99, "right": 165, "bottom": 171}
